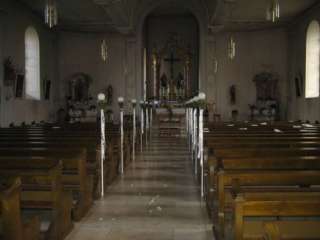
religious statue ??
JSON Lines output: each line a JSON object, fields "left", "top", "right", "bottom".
{"left": 106, "top": 85, "right": 113, "bottom": 105}
{"left": 160, "top": 74, "right": 168, "bottom": 100}
{"left": 176, "top": 72, "right": 184, "bottom": 99}
{"left": 230, "top": 85, "right": 236, "bottom": 105}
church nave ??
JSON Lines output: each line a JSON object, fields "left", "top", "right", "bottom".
{"left": 66, "top": 136, "right": 212, "bottom": 240}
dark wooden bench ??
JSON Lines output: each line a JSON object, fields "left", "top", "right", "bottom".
{"left": 0, "top": 161, "right": 73, "bottom": 240}
{"left": 0, "top": 177, "right": 39, "bottom": 240}
{"left": 0, "top": 148, "right": 92, "bottom": 221}
{"left": 234, "top": 192, "right": 320, "bottom": 240}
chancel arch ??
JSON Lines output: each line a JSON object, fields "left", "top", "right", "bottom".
{"left": 305, "top": 20, "right": 320, "bottom": 98}
{"left": 25, "top": 26, "right": 41, "bottom": 100}
{"left": 137, "top": 0, "right": 207, "bottom": 102}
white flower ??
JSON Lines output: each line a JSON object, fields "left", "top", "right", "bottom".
{"left": 97, "top": 93, "right": 105, "bottom": 101}
{"left": 118, "top": 97, "right": 124, "bottom": 103}
{"left": 198, "top": 92, "right": 206, "bottom": 100}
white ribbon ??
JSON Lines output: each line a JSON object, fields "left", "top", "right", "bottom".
{"left": 132, "top": 107, "right": 136, "bottom": 161}
{"left": 145, "top": 106, "right": 149, "bottom": 145}
{"left": 120, "top": 109, "right": 124, "bottom": 174}
{"left": 199, "top": 108, "right": 204, "bottom": 198}
{"left": 150, "top": 107, "right": 153, "bottom": 129}
{"left": 193, "top": 108, "right": 197, "bottom": 175}
{"left": 140, "top": 107, "right": 144, "bottom": 152}
{"left": 100, "top": 109, "right": 105, "bottom": 197}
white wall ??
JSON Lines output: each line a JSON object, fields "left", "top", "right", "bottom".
{"left": 287, "top": 5, "right": 320, "bottom": 122}
{"left": 0, "top": 0, "right": 58, "bottom": 126}
{"left": 205, "top": 29, "right": 288, "bottom": 121}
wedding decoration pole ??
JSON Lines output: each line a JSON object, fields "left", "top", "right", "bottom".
{"left": 198, "top": 93, "right": 206, "bottom": 198}
{"left": 131, "top": 99, "right": 137, "bottom": 161}
{"left": 193, "top": 107, "right": 197, "bottom": 175}
{"left": 150, "top": 102, "right": 153, "bottom": 129}
{"left": 118, "top": 97, "right": 124, "bottom": 174}
{"left": 140, "top": 101, "right": 144, "bottom": 152}
{"left": 145, "top": 101, "right": 149, "bottom": 145}
{"left": 189, "top": 108, "right": 192, "bottom": 151}
{"left": 97, "top": 93, "right": 106, "bottom": 197}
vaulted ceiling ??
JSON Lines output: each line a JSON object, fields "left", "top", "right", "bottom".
{"left": 16, "top": 0, "right": 319, "bottom": 33}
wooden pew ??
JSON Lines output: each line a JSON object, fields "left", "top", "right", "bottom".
{"left": 234, "top": 192, "right": 320, "bottom": 240}
{"left": 0, "top": 177, "right": 39, "bottom": 240}
{"left": 203, "top": 123, "right": 320, "bottom": 240}
{"left": 215, "top": 169, "right": 320, "bottom": 238}
{"left": 0, "top": 161, "right": 73, "bottom": 240}
{"left": 0, "top": 148, "right": 92, "bottom": 221}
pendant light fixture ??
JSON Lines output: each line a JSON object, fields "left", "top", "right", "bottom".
{"left": 226, "top": 1, "right": 236, "bottom": 60}
{"left": 228, "top": 36, "right": 236, "bottom": 60}
{"left": 266, "top": 0, "right": 280, "bottom": 22}
{"left": 101, "top": 39, "right": 108, "bottom": 62}
{"left": 45, "top": 0, "right": 58, "bottom": 28}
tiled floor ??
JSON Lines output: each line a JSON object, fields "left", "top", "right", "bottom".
{"left": 66, "top": 135, "right": 213, "bottom": 240}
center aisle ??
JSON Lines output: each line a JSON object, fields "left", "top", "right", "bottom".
{"left": 66, "top": 135, "right": 212, "bottom": 240}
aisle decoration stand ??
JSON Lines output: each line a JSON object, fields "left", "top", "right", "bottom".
{"left": 97, "top": 93, "right": 106, "bottom": 197}
{"left": 131, "top": 99, "right": 137, "bottom": 161}
{"left": 185, "top": 92, "right": 206, "bottom": 198}
{"left": 118, "top": 97, "right": 124, "bottom": 174}
{"left": 145, "top": 101, "right": 149, "bottom": 145}
{"left": 140, "top": 101, "right": 144, "bottom": 152}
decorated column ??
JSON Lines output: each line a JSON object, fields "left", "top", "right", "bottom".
{"left": 118, "top": 97, "right": 124, "bottom": 174}
{"left": 140, "top": 101, "right": 144, "bottom": 152}
{"left": 198, "top": 93, "right": 206, "bottom": 198}
{"left": 193, "top": 107, "right": 197, "bottom": 175}
{"left": 150, "top": 101, "right": 153, "bottom": 130}
{"left": 131, "top": 99, "right": 137, "bottom": 161}
{"left": 97, "top": 93, "right": 106, "bottom": 197}
{"left": 145, "top": 101, "right": 149, "bottom": 145}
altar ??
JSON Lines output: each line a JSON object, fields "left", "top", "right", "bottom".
{"left": 148, "top": 34, "right": 196, "bottom": 102}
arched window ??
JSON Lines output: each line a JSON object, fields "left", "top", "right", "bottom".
{"left": 305, "top": 20, "right": 320, "bottom": 98}
{"left": 25, "top": 26, "right": 40, "bottom": 100}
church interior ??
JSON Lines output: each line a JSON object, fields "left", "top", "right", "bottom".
{"left": 0, "top": 0, "right": 320, "bottom": 239}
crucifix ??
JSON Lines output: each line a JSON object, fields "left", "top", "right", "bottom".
{"left": 164, "top": 51, "right": 181, "bottom": 79}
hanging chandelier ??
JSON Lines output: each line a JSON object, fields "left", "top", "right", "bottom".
{"left": 45, "top": 0, "right": 58, "bottom": 28}
{"left": 266, "top": 0, "right": 280, "bottom": 22}
{"left": 228, "top": 36, "right": 236, "bottom": 60}
{"left": 213, "top": 58, "right": 218, "bottom": 73}
{"left": 101, "top": 39, "right": 108, "bottom": 62}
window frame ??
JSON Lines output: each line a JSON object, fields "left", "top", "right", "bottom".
{"left": 25, "top": 26, "right": 41, "bottom": 101}
{"left": 305, "top": 20, "right": 320, "bottom": 99}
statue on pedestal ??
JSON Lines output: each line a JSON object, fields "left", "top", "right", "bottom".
{"left": 176, "top": 72, "right": 184, "bottom": 100}
{"left": 160, "top": 74, "right": 168, "bottom": 100}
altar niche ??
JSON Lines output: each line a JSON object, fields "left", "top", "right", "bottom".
{"left": 152, "top": 36, "right": 193, "bottom": 102}
{"left": 145, "top": 11, "right": 199, "bottom": 102}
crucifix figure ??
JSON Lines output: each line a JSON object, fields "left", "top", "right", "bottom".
{"left": 164, "top": 51, "right": 181, "bottom": 79}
